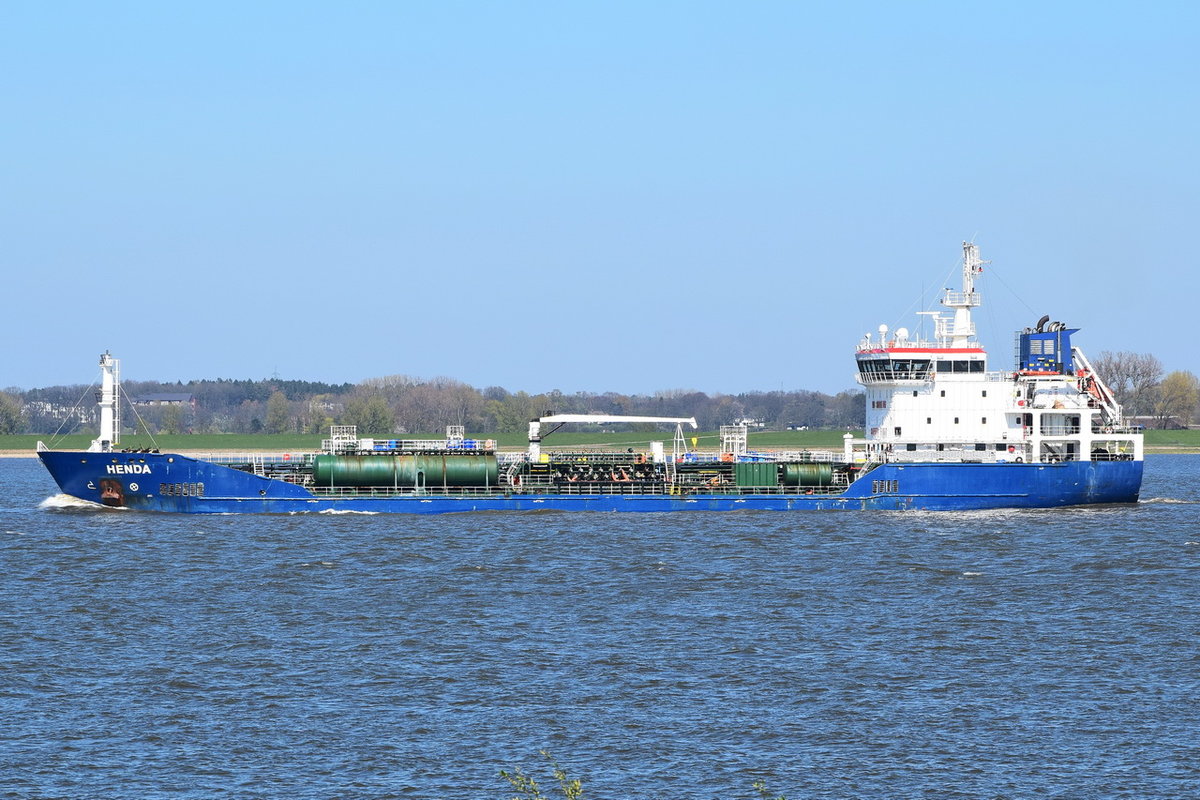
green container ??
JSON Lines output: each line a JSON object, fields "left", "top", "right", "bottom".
{"left": 734, "top": 461, "right": 779, "bottom": 487}
{"left": 312, "top": 454, "right": 499, "bottom": 488}
{"left": 781, "top": 462, "right": 833, "bottom": 487}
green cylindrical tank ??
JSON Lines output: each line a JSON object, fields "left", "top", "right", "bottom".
{"left": 781, "top": 462, "right": 833, "bottom": 487}
{"left": 312, "top": 454, "right": 499, "bottom": 488}
{"left": 734, "top": 461, "right": 780, "bottom": 487}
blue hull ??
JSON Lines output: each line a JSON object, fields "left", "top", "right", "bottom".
{"left": 38, "top": 451, "right": 1143, "bottom": 514}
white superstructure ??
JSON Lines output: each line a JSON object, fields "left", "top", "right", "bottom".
{"left": 853, "top": 244, "right": 1142, "bottom": 465}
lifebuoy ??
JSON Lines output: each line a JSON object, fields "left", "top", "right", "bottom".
{"left": 512, "top": 475, "right": 521, "bottom": 487}
{"left": 1015, "top": 457, "right": 1023, "bottom": 463}
{"left": 283, "top": 453, "right": 291, "bottom": 461}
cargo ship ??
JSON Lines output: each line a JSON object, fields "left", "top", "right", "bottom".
{"left": 37, "top": 243, "right": 1143, "bottom": 513}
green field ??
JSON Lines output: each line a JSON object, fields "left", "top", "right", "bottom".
{"left": 1142, "top": 428, "right": 1200, "bottom": 448}
{"left": 6, "top": 428, "right": 1198, "bottom": 453}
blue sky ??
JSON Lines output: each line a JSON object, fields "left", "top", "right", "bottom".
{"left": 4, "top": 1, "right": 1197, "bottom": 395}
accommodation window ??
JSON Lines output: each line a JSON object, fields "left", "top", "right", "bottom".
{"left": 982, "top": 390, "right": 987, "bottom": 397}
{"left": 906, "top": 443, "right": 917, "bottom": 451}
{"left": 894, "top": 427, "right": 902, "bottom": 436}
{"left": 954, "top": 417, "right": 960, "bottom": 424}
{"left": 926, "top": 417, "right": 932, "bottom": 424}
{"left": 982, "top": 417, "right": 987, "bottom": 425}
{"left": 975, "top": 443, "right": 987, "bottom": 451}
{"left": 940, "top": 390, "right": 946, "bottom": 397}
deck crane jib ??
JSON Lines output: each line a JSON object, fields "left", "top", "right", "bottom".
{"left": 526, "top": 414, "right": 698, "bottom": 462}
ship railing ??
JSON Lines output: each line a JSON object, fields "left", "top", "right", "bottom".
{"left": 857, "top": 370, "right": 1012, "bottom": 385}
{"left": 1093, "top": 424, "right": 1144, "bottom": 435}
{"left": 192, "top": 452, "right": 316, "bottom": 466}
{"left": 1090, "top": 450, "right": 1138, "bottom": 461}
{"left": 760, "top": 450, "right": 843, "bottom": 463}
{"left": 515, "top": 449, "right": 852, "bottom": 466}
{"left": 856, "top": 371, "right": 930, "bottom": 384}
{"left": 307, "top": 485, "right": 516, "bottom": 498}
{"left": 543, "top": 451, "right": 656, "bottom": 465}
{"left": 359, "top": 438, "right": 497, "bottom": 452}
{"left": 1040, "top": 425, "right": 1082, "bottom": 436}
{"left": 674, "top": 450, "right": 849, "bottom": 464}
{"left": 302, "top": 483, "right": 851, "bottom": 498}
{"left": 882, "top": 448, "right": 1011, "bottom": 464}
{"left": 942, "top": 291, "right": 981, "bottom": 307}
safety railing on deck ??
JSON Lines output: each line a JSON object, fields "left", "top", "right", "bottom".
{"left": 304, "top": 482, "right": 852, "bottom": 498}
{"left": 188, "top": 452, "right": 315, "bottom": 466}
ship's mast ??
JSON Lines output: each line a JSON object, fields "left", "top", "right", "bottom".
{"left": 942, "top": 241, "right": 986, "bottom": 348}
{"left": 89, "top": 352, "right": 120, "bottom": 453}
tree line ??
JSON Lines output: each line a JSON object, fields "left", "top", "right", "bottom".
{"left": 1091, "top": 352, "right": 1200, "bottom": 428}
{"left": 2, "top": 351, "right": 1194, "bottom": 437}
{"left": 0, "top": 374, "right": 863, "bottom": 437}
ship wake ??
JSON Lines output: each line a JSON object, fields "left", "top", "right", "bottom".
{"left": 39, "top": 494, "right": 118, "bottom": 511}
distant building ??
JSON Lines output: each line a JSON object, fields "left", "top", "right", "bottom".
{"left": 131, "top": 393, "right": 197, "bottom": 409}
{"left": 23, "top": 400, "right": 91, "bottom": 423}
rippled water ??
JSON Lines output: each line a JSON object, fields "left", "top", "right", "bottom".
{"left": 3, "top": 456, "right": 1199, "bottom": 798}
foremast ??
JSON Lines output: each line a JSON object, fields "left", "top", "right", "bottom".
{"left": 88, "top": 352, "right": 120, "bottom": 453}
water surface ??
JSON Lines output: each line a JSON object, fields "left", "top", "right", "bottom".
{"left": 3, "top": 457, "right": 1198, "bottom": 798}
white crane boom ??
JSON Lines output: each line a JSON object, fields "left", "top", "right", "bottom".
{"left": 527, "top": 414, "right": 698, "bottom": 460}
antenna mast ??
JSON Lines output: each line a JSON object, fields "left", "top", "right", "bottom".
{"left": 941, "top": 242, "right": 986, "bottom": 347}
